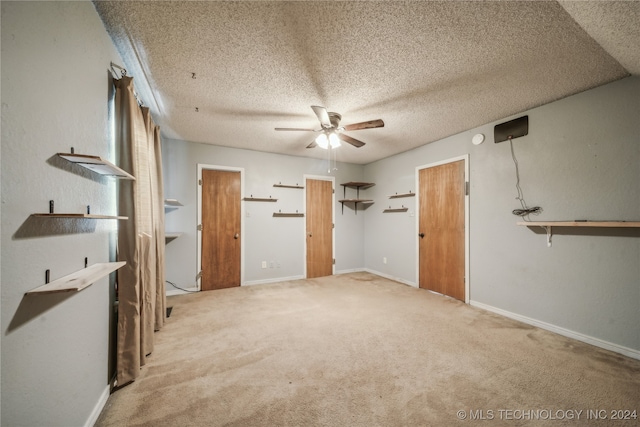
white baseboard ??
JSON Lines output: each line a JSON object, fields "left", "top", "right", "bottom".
{"left": 242, "top": 275, "right": 305, "bottom": 286}
{"left": 85, "top": 384, "right": 110, "bottom": 427}
{"left": 363, "top": 268, "right": 417, "bottom": 288}
{"left": 470, "top": 300, "right": 640, "bottom": 361}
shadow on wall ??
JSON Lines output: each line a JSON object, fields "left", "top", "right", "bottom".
{"left": 6, "top": 292, "right": 76, "bottom": 334}
{"left": 13, "top": 216, "right": 98, "bottom": 239}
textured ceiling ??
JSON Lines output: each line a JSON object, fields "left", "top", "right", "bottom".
{"left": 93, "top": 1, "right": 637, "bottom": 165}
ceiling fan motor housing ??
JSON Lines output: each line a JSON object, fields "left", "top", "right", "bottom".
{"left": 328, "top": 112, "right": 342, "bottom": 129}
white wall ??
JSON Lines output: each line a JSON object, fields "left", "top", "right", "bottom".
{"left": 162, "top": 140, "right": 367, "bottom": 291}
{"left": 1, "top": 2, "right": 123, "bottom": 425}
{"left": 364, "top": 76, "right": 640, "bottom": 356}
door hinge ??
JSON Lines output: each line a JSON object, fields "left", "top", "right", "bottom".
{"left": 332, "top": 223, "right": 335, "bottom": 229}
{"left": 196, "top": 271, "right": 203, "bottom": 280}
{"left": 197, "top": 224, "right": 203, "bottom": 231}
{"left": 199, "top": 179, "right": 202, "bottom": 185}
{"left": 465, "top": 181, "right": 469, "bottom": 196}
{"left": 332, "top": 188, "right": 335, "bottom": 194}
{"left": 333, "top": 258, "right": 336, "bottom": 265}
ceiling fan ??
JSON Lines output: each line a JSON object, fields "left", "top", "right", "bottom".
{"left": 275, "top": 105, "right": 384, "bottom": 149}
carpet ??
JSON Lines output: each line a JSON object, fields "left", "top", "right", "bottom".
{"left": 96, "top": 272, "right": 639, "bottom": 426}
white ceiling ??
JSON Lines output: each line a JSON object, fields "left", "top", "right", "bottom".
{"left": 94, "top": 1, "right": 639, "bottom": 165}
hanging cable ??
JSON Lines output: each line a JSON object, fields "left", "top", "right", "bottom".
{"left": 509, "top": 137, "right": 542, "bottom": 220}
{"left": 166, "top": 280, "right": 199, "bottom": 293}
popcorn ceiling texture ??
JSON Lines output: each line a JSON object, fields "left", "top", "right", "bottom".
{"left": 94, "top": 1, "right": 635, "bottom": 165}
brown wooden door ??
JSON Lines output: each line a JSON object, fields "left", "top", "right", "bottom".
{"left": 419, "top": 160, "right": 465, "bottom": 301}
{"left": 306, "top": 178, "right": 333, "bottom": 278}
{"left": 201, "top": 169, "right": 241, "bottom": 290}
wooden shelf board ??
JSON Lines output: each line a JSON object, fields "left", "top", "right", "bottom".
{"left": 518, "top": 221, "right": 640, "bottom": 228}
{"left": 164, "top": 199, "right": 183, "bottom": 207}
{"left": 389, "top": 192, "right": 415, "bottom": 199}
{"left": 273, "top": 184, "right": 304, "bottom": 189}
{"left": 26, "top": 262, "right": 126, "bottom": 295}
{"left": 33, "top": 213, "right": 128, "bottom": 220}
{"left": 58, "top": 153, "right": 135, "bottom": 180}
{"left": 243, "top": 197, "right": 278, "bottom": 202}
{"left": 273, "top": 212, "right": 304, "bottom": 217}
{"left": 341, "top": 182, "right": 375, "bottom": 189}
{"left": 339, "top": 199, "right": 374, "bottom": 203}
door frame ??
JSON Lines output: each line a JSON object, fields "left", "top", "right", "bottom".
{"left": 415, "top": 155, "right": 470, "bottom": 303}
{"left": 197, "top": 163, "right": 245, "bottom": 290}
{"left": 303, "top": 174, "right": 335, "bottom": 278}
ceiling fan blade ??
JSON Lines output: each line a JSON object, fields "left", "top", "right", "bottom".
{"left": 306, "top": 140, "right": 317, "bottom": 149}
{"left": 342, "top": 119, "right": 384, "bottom": 131}
{"left": 275, "top": 127, "right": 317, "bottom": 131}
{"left": 338, "top": 133, "right": 366, "bottom": 148}
{"left": 311, "top": 105, "right": 331, "bottom": 128}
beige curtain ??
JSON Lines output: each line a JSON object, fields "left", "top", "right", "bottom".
{"left": 114, "top": 76, "right": 166, "bottom": 386}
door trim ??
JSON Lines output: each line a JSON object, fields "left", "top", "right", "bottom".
{"left": 197, "top": 164, "right": 245, "bottom": 290}
{"left": 303, "top": 174, "right": 335, "bottom": 278}
{"left": 415, "top": 155, "right": 469, "bottom": 303}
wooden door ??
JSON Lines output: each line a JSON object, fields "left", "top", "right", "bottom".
{"left": 419, "top": 160, "right": 465, "bottom": 301}
{"left": 201, "top": 169, "right": 241, "bottom": 290}
{"left": 306, "top": 179, "right": 333, "bottom": 278}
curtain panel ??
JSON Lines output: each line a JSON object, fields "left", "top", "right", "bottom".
{"left": 114, "top": 76, "right": 166, "bottom": 386}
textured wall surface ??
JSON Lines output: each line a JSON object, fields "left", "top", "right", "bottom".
{"left": 364, "top": 76, "right": 640, "bottom": 355}
{"left": 1, "top": 2, "right": 123, "bottom": 425}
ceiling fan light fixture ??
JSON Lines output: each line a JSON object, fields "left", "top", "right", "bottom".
{"left": 315, "top": 133, "right": 329, "bottom": 149}
{"left": 329, "top": 132, "right": 341, "bottom": 148}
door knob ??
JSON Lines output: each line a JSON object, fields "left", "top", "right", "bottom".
{"left": 419, "top": 233, "right": 425, "bottom": 239}
{"left": 234, "top": 233, "right": 239, "bottom": 239}
{"left": 308, "top": 232, "right": 312, "bottom": 237}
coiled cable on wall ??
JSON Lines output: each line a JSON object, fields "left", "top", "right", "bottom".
{"left": 509, "top": 138, "right": 542, "bottom": 220}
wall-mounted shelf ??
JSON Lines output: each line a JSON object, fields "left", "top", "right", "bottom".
{"left": 339, "top": 182, "right": 375, "bottom": 214}
{"left": 389, "top": 191, "right": 415, "bottom": 199}
{"left": 165, "top": 232, "right": 182, "bottom": 243}
{"left": 383, "top": 206, "right": 408, "bottom": 213}
{"left": 243, "top": 196, "right": 277, "bottom": 202}
{"left": 57, "top": 153, "right": 135, "bottom": 180}
{"left": 26, "top": 261, "right": 126, "bottom": 295}
{"left": 517, "top": 221, "right": 640, "bottom": 228}
{"left": 33, "top": 213, "right": 128, "bottom": 220}
{"left": 518, "top": 221, "right": 640, "bottom": 247}
{"left": 164, "top": 199, "right": 183, "bottom": 207}
{"left": 273, "top": 212, "right": 304, "bottom": 217}
{"left": 273, "top": 183, "right": 304, "bottom": 189}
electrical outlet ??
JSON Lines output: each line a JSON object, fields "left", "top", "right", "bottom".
{"left": 383, "top": 257, "right": 387, "bottom": 264}
{"left": 261, "top": 261, "right": 267, "bottom": 269}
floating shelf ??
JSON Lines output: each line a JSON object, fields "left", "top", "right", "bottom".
{"left": 26, "top": 262, "right": 126, "bottom": 295}
{"left": 341, "top": 182, "right": 375, "bottom": 190}
{"left": 383, "top": 207, "right": 409, "bottom": 213}
{"left": 164, "top": 199, "right": 183, "bottom": 207}
{"left": 165, "top": 232, "right": 183, "bottom": 243}
{"left": 273, "top": 212, "right": 304, "bottom": 217}
{"left": 243, "top": 197, "right": 277, "bottom": 202}
{"left": 273, "top": 183, "right": 304, "bottom": 189}
{"left": 517, "top": 221, "right": 640, "bottom": 247}
{"left": 57, "top": 153, "right": 135, "bottom": 180}
{"left": 517, "top": 221, "right": 640, "bottom": 228}
{"left": 389, "top": 192, "right": 415, "bottom": 199}
{"left": 32, "top": 213, "right": 128, "bottom": 220}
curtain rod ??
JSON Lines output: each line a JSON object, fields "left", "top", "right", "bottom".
{"left": 110, "top": 62, "right": 145, "bottom": 107}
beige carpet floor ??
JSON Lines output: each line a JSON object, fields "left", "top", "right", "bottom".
{"left": 96, "top": 272, "right": 640, "bottom": 426}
